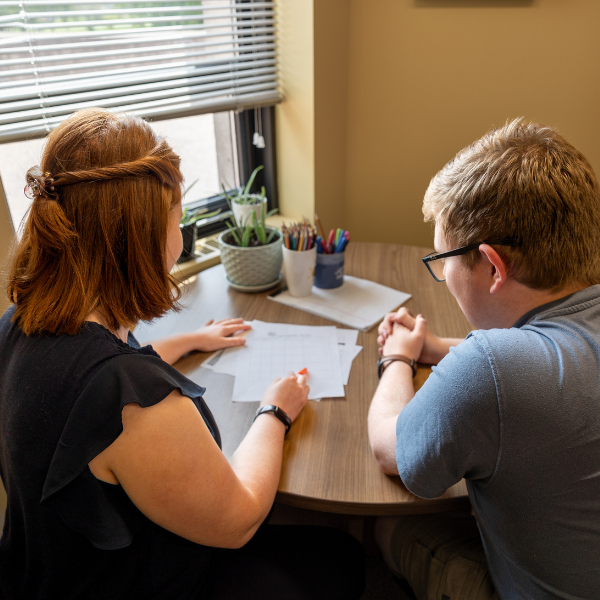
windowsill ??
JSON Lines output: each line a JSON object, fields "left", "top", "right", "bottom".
{"left": 171, "top": 215, "right": 295, "bottom": 281}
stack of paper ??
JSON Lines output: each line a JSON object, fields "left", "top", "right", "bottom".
{"left": 202, "top": 321, "right": 362, "bottom": 402}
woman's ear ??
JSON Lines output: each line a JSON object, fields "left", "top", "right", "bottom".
{"left": 478, "top": 244, "right": 509, "bottom": 295}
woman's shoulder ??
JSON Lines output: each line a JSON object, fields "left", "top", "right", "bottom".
{"left": 0, "top": 307, "right": 164, "bottom": 416}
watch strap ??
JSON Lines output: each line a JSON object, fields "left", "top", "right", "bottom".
{"left": 377, "top": 354, "right": 417, "bottom": 379}
{"left": 254, "top": 404, "right": 292, "bottom": 434}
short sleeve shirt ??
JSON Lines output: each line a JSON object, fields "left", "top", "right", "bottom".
{"left": 396, "top": 285, "right": 600, "bottom": 599}
{"left": 0, "top": 305, "right": 221, "bottom": 600}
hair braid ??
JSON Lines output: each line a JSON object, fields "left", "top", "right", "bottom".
{"left": 51, "top": 142, "right": 181, "bottom": 190}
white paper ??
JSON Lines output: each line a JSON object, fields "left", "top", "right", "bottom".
{"left": 230, "top": 322, "right": 344, "bottom": 402}
{"left": 336, "top": 328, "right": 359, "bottom": 347}
{"left": 202, "top": 322, "right": 363, "bottom": 402}
{"left": 340, "top": 345, "right": 362, "bottom": 385}
{"left": 268, "top": 275, "right": 411, "bottom": 331}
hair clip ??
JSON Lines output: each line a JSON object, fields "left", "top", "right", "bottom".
{"left": 24, "top": 184, "right": 35, "bottom": 200}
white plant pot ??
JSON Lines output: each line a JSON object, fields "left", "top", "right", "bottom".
{"left": 232, "top": 195, "right": 267, "bottom": 228}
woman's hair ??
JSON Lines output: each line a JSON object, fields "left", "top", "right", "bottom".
{"left": 422, "top": 118, "right": 600, "bottom": 292}
{"left": 7, "top": 108, "right": 184, "bottom": 335}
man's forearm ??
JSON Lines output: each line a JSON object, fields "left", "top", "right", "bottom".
{"left": 368, "top": 361, "right": 416, "bottom": 475}
{"left": 425, "top": 336, "right": 465, "bottom": 365}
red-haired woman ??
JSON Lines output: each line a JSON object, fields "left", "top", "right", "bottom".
{"left": 0, "top": 108, "right": 364, "bottom": 600}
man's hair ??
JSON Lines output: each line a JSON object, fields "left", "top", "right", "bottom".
{"left": 7, "top": 108, "right": 184, "bottom": 336}
{"left": 423, "top": 118, "right": 600, "bottom": 291}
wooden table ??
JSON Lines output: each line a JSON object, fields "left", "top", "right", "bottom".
{"left": 135, "top": 243, "right": 472, "bottom": 516}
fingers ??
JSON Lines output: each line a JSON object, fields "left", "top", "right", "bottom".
{"left": 390, "top": 308, "right": 416, "bottom": 329}
{"left": 222, "top": 336, "right": 246, "bottom": 347}
{"left": 204, "top": 319, "right": 214, "bottom": 326}
{"left": 378, "top": 312, "right": 395, "bottom": 336}
{"left": 379, "top": 308, "right": 418, "bottom": 339}
{"left": 214, "top": 318, "right": 246, "bottom": 326}
{"left": 219, "top": 323, "right": 252, "bottom": 337}
{"left": 413, "top": 314, "right": 428, "bottom": 339}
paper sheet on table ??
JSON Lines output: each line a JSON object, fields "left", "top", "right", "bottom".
{"left": 336, "top": 328, "right": 359, "bottom": 347}
{"left": 231, "top": 323, "right": 344, "bottom": 402}
{"left": 203, "top": 322, "right": 361, "bottom": 401}
{"left": 340, "top": 345, "right": 362, "bottom": 385}
{"left": 268, "top": 275, "right": 411, "bottom": 331}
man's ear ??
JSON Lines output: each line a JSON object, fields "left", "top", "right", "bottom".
{"left": 478, "top": 244, "right": 509, "bottom": 294}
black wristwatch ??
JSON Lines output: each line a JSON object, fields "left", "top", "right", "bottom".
{"left": 377, "top": 354, "right": 417, "bottom": 379}
{"left": 254, "top": 405, "right": 292, "bottom": 435}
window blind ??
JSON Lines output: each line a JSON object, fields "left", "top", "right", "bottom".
{"left": 0, "top": 0, "right": 279, "bottom": 142}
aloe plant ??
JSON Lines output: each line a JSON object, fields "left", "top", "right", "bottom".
{"left": 179, "top": 178, "right": 222, "bottom": 226}
{"left": 222, "top": 165, "right": 265, "bottom": 206}
{"left": 180, "top": 206, "right": 221, "bottom": 227}
{"left": 223, "top": 165, "right": 278, "bottom": 247}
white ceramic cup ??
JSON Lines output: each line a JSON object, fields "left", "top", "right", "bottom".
{"left": 282, "top": 245, "right": 317, "bottom": 297}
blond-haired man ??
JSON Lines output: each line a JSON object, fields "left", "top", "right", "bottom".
{"left": 369, "top": 119, "right": 600, "bottom": 599}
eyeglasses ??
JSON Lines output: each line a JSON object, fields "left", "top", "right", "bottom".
{"left": 422, "top": 238, "right": 517, "bottom": 282}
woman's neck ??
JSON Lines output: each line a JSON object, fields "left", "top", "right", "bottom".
{"left": 85, "top": 310, "right": 130, "bottom": 344}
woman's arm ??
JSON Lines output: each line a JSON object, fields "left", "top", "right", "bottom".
{"left": 89, "top": 373, "right": 308, "bottom": 549}
{"left": 149, "top": 318, "right": 252, "bottom": 365}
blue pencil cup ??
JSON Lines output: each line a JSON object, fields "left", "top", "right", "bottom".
{"left": 314, "top": 252, "right": 345, "bottom": 289}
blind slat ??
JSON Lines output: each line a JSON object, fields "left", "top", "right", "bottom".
{"left": 0, "top": 73, "right": 277, "bottom": 125}
{"left": 0, "top": 34, "right": 275, "bottom": 64}
{"left": 0, "top": 66, "right": 277, "bottom": 114}
{"left": 0, "top": 88, "right": 280, "bottom": 142}
{"left": 0, "top": 26, "right": 274, "bottom": 51}
{"left": 0, "top": 45, "right": 275, "bottom": 78}
{"left": 6, "top": 14, "right": 273, "bottom": 32}
{"left": 0, "top": 57, "right": 277, "bottom": 98}
{"left": 0, "top": 22, "right": 267, "bottom": 45}
{"left": 1, "top": 1, "right": 273, "bottom": 8}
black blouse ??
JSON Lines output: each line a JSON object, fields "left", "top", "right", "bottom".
{"left": 0, "top": 305, "right": 221, "bottom": 599}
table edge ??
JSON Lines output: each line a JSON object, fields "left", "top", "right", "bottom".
{"left": 275, "top": 490, "right": 471, "bottom": 516}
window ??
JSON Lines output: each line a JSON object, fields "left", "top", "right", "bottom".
{"left": 0, "top": 1, "right": 279, "bottom": 234}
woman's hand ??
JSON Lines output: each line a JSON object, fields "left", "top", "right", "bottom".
{"left": 149, "top": 318, "right": 251, "bottom": 364}
{"left": 189, "top": 318, "right": 251, "bottom": 352}
{"left": 260, "top": 372, "right": 309, "bottom": 422}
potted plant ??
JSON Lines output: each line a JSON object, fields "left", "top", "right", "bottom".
{"left": 223, "top": 165, "right": 268, "bottom": 228}
{"left": 178, "top": 180, "right": 221, "bottom": 263}
{"left": 219, "top": 168, "right": 282, "bottom": 290}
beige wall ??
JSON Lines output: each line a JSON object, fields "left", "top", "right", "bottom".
{"left": 276, "top": 0, "right": 600, "bottom": 248}
{"left": 275, "top": 0, "right": 315, "bottom": 220}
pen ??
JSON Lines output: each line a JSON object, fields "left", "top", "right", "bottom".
{"left": 327, "top": 229, "right": 335, "bottom": 254}
{"left": 298, "top": 368, "right": 308, "bottom": 375}
{"left": 314, "top": 213, "right": 328, "bottom": 245}
{"left": 339, "top": 231, "right": 350, "bottom": 252}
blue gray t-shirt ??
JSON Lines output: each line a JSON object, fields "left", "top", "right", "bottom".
{"left": 396, "top": 285, "right": 600, "bottom": 600}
